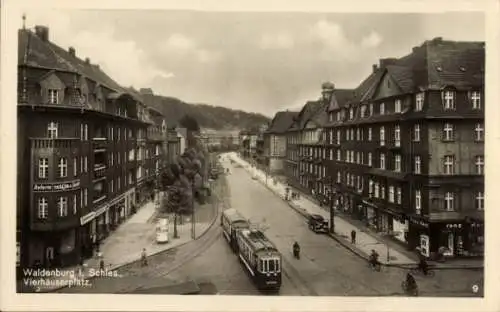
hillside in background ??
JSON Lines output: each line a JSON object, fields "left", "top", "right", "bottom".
{"left": 141, "top": 93, "right": 271, "bottom": 130}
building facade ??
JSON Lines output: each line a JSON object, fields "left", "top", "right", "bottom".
{"left": 16, "top": 25, "right": 169, "bottom": 270}
{"left": 289, "top": 38, "right": 484, "bottom": 259}
{"left": 264, "top": 111, "right": 298, "bottom": 174}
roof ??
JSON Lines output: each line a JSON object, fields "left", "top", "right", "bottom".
{"left": 289, "top": 100, "right": 323, "bottom": 131}
{"left": 18, "top": 28, "right": 125, "bottom": 93}
{"left": 222, "top": 208, "right": 248, "bottom": 224}
{"left": 266, "top": 111, "right": 298, "bottom": 134}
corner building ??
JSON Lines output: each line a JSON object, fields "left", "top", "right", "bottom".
{"left": 17, "top": 26, "right": 161, "bottom": 269}
{"left": 324, "top": 38, "right": 484, "bottom": 258}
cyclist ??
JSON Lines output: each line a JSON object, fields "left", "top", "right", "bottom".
{"left": 369, "top": 249, "right": 380, "bottom": 268}
{"left": 405, "top": 273, "right": 418, "bottom": 295}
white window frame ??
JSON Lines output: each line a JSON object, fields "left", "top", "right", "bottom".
{"left": 475, "top": 155, "right": 484, "bottom": 175}
{"left": 389, "top": 186, "right": 395, "bottom": 203}
{"left": 395, "top": 99, "right": 402, "bottom": 113}
{"left": 73, "top": 194, "right": 77, "bottom": 214}
{"left": 415, "top": 92, "right": 424, "bottom": 111}
{"left": 84, "top": 156, "right": 88, "bottom": 172}
{"left": 38, "top": 197, "right": 48, "bottom": 219}
{"left": 337, "top": 171, "right": 341, "bottom": 183}
{"left": 415, "top": 190, "right": 421, "bottom": 214}
{"left": 73, "top": 157, "right": 77, "bottom": 176}
{"left": 38, "top": 158, "right": 49, "bottom": 179}
{"left": 380, "top": 126, "right": 385, "bottom": 146}
{"left": 368, "top": 127, "right": 372, "bottom": 141}
{"left": 444, "top": 155, "right": 455, "bottom": 175}
{"left": 470, "top": 91, "right": 481, "bottom": 110}
{"left": 369, "top": 103, "right": 374, "bottom": 116}
{"left": 414, "top": 155, "right": 421, "bottom": 174}
{"left": 47, "top": 122, "right": 58, "bottom": 139}
{"left": 58, "top": 197, "right": 68, "bottom": 217}
{"left": 396, "top": 187, "right": 402, "bottom": 204}
{"left": 380, "top": 102, "right": 385, "bottom": 115}
{"left": 58, "top": 157, "right": 68, "bottom": 178}
{"left": 476, "top": 191, "right": 484, "bottom": 211}
{"left": 394, "top": 154, "right": 401, "bottom": 172}
{"left": 380, "top": 153, "right": 386, "bottom": 170}
{"left": 442, "top": 90, "right": 455, "bottom": 110}
{"left": 349, "top": 107, "right": 354, "bottom": 119}
{"left": 48, "top": 89, "right": 59, "bottom": 104}
{"left": 84, "top": 188, "right": 88, "bottom": 206}
{"left": 336, "top": 130, "right": 341, "bottom": 145}
{"left": 368, "top": 152, "right": 372, "bottom": 167}
{"left": 336, "top": 149, "right": 341, "bottom": 161}
{"left": 475, "top": 123, "right": 484, "bottom": 142}
{"left": 414, "top": 124, "right": 421, "bottom": 142}
{"left": 84, "top": 124, "right": 88, "bottom": 141}
{"left": 443, "top": 123, "right": 454, "bottom": 141}
{"left": 394, "top": 125, "right": 400, "bottom": 147}
{"left": 444, "top": 192, "right": 455, "bottom": 211}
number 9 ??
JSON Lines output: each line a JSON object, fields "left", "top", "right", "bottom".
{"left": 472, "top": 284, "right": 479, "bottom": 293}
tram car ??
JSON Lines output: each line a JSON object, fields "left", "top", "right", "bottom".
{"left": 221, "top": 208, "right": 250, "bottom": 252}
{"left": 236, "top": 228, "right": 282, "bottom": 291}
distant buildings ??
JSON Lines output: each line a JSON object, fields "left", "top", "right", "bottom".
{"left": 270, "top": 37, "right": 484, "bottom": 259}
{"left": 16, "top": 25, "right": 181, "bottom": 271}
{"left": 263, "top": 111, "right": 297, "bottom": 174}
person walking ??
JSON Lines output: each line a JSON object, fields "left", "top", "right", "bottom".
{"left": 351, "top": 230, "right": 357, "bottom": 244}
{"left": 141, "top": 248, "right": 148, "bottom": 267}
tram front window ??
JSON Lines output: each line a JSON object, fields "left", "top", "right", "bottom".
{"left": 275, "top": 259, "right": 280, "bottom": 272}
{"left": 268, "top": 259, "right": 275, "bottom": 272}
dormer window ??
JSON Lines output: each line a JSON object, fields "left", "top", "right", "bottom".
{"left": 369, "top": 103, "right": 374, "bottom": 116}
{"left": 415, "top": 92, "right": 424, "bottom": 111}
{"left": 349, "top": 107, "right": 354, "bottom": 120}
{"left": 336, "top": 111, "right": 341, "bottom": 121}
{"left": 442, "top": 90, "right": 456, "bottom": 110}
{"left": 380, "top": 102, "right": 385, "bottom": 115}
{"left": 360, "top": 105, "right": 367, "bottom": 118}
{"left": 48, "top": 89, "right": 59, "bottom": 104}
{"left": 395, "top": 99, "right": 402, "bottom": 113}
{"left": 470, "top": 91, "right": 481, "bottom": 110}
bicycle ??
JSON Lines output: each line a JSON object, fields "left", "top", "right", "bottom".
{"left": 368, "top": 259, "right": 382, "bottom": 272}
{"left": 410, "top": 266, "right": 435, "bottom": 277}
{"left": 401, "top": 280, "right": 419, "bottom": 296}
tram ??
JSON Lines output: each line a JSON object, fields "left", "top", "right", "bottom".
{"left": 235, "top": 228, "right": 282, "bottom": 291}
{"left": 221, "top": 208, "right": 250, "bottom": 252}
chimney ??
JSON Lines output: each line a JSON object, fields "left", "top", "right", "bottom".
{"left": 412, "top": 47, "right": 418, "bottom": 53}
{"left": 34, "top": 25, "right": 49, "bottom": 41}
{"left": 433, "top": 37, "right": 443, "bottom": 43}
{"left": 68, "top": 47, "right": 76, "bottom": 57}
{"left": 379, "top": 58, "right": 397, "bottom": 68}
{"left": 372, "top": 64, "right": 378, "bottom": 73}
{"left": 85, "top": 57, "right": 90, "bottom": 64}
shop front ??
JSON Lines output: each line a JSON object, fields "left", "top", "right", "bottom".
{"left": 362, "top": 199, "right": 378, "bottom": 230}
{"left": 392, "top": 215, "right": 409, "bottom": 244}
{"left": 79, "top": 211, "right": 96, "bottom": 259}
{"left": 95, "top": 204, "right": 109, "bottom": 242}
{"left": 429, "top": 222, "right": 466, "bottom": 258}
{"left": 407, "top": 216, "right": 430, "bottom": 256}
{"left": 466, "top": 219, "right": 484, "bottom": 257}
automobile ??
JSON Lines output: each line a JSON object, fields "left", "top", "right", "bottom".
{"left": 307, "top": 214, "right": 329, "bottom": 234}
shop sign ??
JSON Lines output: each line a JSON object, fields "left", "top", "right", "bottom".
{"left": 80, "top": 212, "right": 96, "bottom": 225}
{"left": 446, "top": 223, "right": 462, "bottom": 229}
{"left": 108, "top": 194, "right": 125, "bottom": 206}
{"left": 409, "top": 216, "right": 429, "bottom": 228}
{"left": 362, "top": 200, "right": 378, "bottom": 209}
{"left": 33, "top": 180, "right": 80, "bottom": 192}
{"left": 95, "top": 205, "right": 108, "bottom": 217}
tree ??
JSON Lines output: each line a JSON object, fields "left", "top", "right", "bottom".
{"left": 179, "top": 114, "right": 200, "bottom": 133}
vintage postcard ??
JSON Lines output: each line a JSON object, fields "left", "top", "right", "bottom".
{"left": 1, "top": 0, "right": 499, "bottom": 311}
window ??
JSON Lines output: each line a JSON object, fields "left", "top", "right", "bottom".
{"left": 336, "top": 149, "right": 341, "bottom": 161}
{"left": 336, "top": 130, "right": 341, "bottom": 145}
{"left": 118, "top": 128, "right": 121, "bottom": 141}
{"left": 444, "top": 192, "right": 455, "bottom": 211}
{"left": 389, "top": 186, "right": 395, "bottom": 203}
{"left": 443, "top": 123, "right": 454, "bottom": 141}
{"left": 413, "top": 124, "right": 421, "bottom": 142}
{"left": 415, "top": 92, "right": 424, "bottom": 111}
{"left": 73, "top": 157, "right": 77, "bottom": 176}
{"left": 470, "top": 91, "right": 481, "bottom": 110}
{"left": 38, "top": 197, "right": 48, "bottom": 219}
{"left": 396, "top": 187, "right": 402, "bottom": 204}
{"left": 345, "top": 150, "right": 349, "bottom": 162}
{"left": 374, "top": 183, "right": 380, "bottom": 198}
{"left": 379, "top": 126, "right": 385, "bottom": 146}
{"left": 57, "top": 197, "right": 68, "bottom": 217}
{"left": 475, "top": 123, "right": 484, "bottom": 142}
{"left": 415, "top": 190, "right": 421, "bottom": 214}
{"left": 38, "top": 158, "right": 49, "bottom": 178}
{"left": 368, "top": 128, "right": 372, "bottom": 141}
{"left": 349, "top": 107, "right": 354, "bottom": 119}
{"left": 394, "top": 125, "right": 400, "bottom": 147}
{"left": 111, "top": 180, "right": 114, "bottom": 193}
{"left": 369, "top": 103, "right": 373, "bottom": 116}
{"left": 48, "top": 89, "right": 59, "bottom": 104}
{"left": 356, "top": 152, "right": 361, "bottom": 164}
{"left": 111, "top": 153, "right": 114, "bottom": 166}
{"left": 337, "top": 171, "right": 341, "bottom": 183}
{"left": 47, "top": 122, "right": 58, "bottom": 139}
{"left": 84, "top": 156, "right": 88, "bottom": 172}
{"left": 444, "top": 155, "right": 455, "bottom": 175}
{"left": 395, "top": 99, "right": 402, "bottom": 113}
{"left": 475, "top": 155, "right": 484, "bottom": 175}
{"left": 442, "top": 90, "right": 455, "bottom": 110}
{"left": 380, "top": 153, "right": 386, "bottom": 170}
{"left": 475, "top": 191, "right": 484, "bottom": 211}
{"left": 361, "top": 106, "right": 367, "bottom": 118}
{"left": 84, "top": 124, "right": 88, "bottom": 141}
{"left": 57, "top": 157, "right": 68, "bottom": 178}
{"left": 80, "top": 189, "right": 83, "bottom": 207}
{"left": 380, "top": 102, "right": 385, "bottom": 115}
{"left": 73, "top": 194, "right": 77, "bottom": 214}
{"left": 394, "top": 154, "right": 401, "bottom": 172}
{"left": 83, "top": 188, "right": 88, "bottom": 206}
{"left": 368, "top": 152, "right": 372, "bottom": 167}
{"left": 381, "top": 185, "right": 385, "bottom": 199}
{"left": 414, "top": 156, "right": 421, "bottom": 174}
{"left": 356, "top": 128, "right": 360, "bottom": 141}
{"left": 118, "top": 177, "right": 121, "bottom": 190}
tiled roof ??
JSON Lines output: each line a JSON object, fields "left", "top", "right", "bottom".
{"left": 296, "top": 101, "right": 323, "bottom": 129}
{"left": 267, "top": 111, "right": 299, "bottom": 134}
{"left": 18, "top": 28, "right": 126, "bottom": 93}
{"left": 327, "top": 88, "right": 355, "bottom": 111}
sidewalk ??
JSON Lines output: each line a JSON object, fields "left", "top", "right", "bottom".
{"left": 231, "top": 155, "right": 483, "bottom": 270}
{"left": 25, "top": 201, "right": 193, "bottom": 293}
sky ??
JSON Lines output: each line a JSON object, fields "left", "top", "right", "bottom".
{"left": 22, "top": 10, "right": 484, "bottom": 117}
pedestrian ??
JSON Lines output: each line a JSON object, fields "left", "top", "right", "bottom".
{"left": 141, "top": 248, "right": 148, "bottom": 267}
{"left": 99, "top": 258, "right": 105, "bottom": 270}
{"left": 351, "top": 230, "right": 356, "bottom": 244}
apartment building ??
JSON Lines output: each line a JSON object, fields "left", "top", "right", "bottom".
{"left": 264, "top": 111, "right": 297, "bottom": 174}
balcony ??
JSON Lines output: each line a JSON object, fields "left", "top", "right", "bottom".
{"left": 93, "top": 164, "right": 107, "bottom": 179}
{"left": 92, "top": 137, "right": 107, "bottom": 151}
{"left": 93, "top": 194, "right": 107, "bottom": 205}
{"left": 30, "top": 137, "right": 79, "bottom": 149}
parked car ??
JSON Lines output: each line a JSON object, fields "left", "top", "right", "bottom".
{"left": 308, "top": 214, "right": 329, "bottom": 234}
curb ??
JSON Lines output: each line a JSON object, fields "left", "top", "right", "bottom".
{"left": 46, "top": 198, "right": 221, "bottom": 293}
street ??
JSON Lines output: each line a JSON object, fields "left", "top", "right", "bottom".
{"left": 55, "top": 155, "right": 483, "bottom": 296}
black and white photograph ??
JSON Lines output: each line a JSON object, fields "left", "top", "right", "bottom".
{"left": 1, "top": 0, "right": 499, "bottom": 311}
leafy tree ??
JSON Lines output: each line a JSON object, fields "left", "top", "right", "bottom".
{"left": 179, "top": 114, "right": 200, "bottom": 133}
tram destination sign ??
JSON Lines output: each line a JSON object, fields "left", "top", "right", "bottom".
{"left": 33, "top": 180, "right": 80, "bottom": 192}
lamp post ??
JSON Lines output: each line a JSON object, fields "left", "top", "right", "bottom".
{"left": 329, "top": 178, "right": 335, "bottom": 234}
